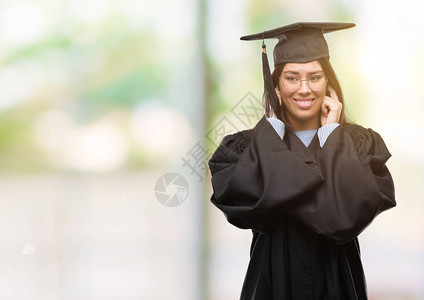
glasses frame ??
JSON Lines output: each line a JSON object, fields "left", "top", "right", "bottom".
{"left": 282, "top": 76, "right": 328, "bottom": 92}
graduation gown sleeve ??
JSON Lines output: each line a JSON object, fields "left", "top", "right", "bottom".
{"left": 208, "top": 116, "right": 324, "bottom": 233}
{"left": 288, "top": 124, "right": 396, "bottom": 243}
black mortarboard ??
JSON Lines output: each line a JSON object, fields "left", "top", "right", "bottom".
{"left": 241, "top": 22, "right": 355, "bottom": 65}
{"left": 240, "top": 22, "right": 355, "bottom": 122}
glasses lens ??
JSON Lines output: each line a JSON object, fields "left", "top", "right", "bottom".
{"left": 309, "top": 76, "right": 326, "bottom": 91}
{"left": 283, "top": 76, "right": 327, "bottom": 92}
{"left": 283, "top": 78, "right": 301, "bottom": 92}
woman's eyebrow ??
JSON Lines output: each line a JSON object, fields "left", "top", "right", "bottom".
{"left": 283, "top": 70, "right": 324, "bottom": 74}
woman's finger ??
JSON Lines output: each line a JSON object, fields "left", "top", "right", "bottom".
{"left": 323, "top": 96, "right": 335, "bottom": 108}
{"left": 327, "top": 85, "right": 339, "bottom": 102}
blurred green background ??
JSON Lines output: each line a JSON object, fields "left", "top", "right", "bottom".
{"left": 0, "top": 0, "right": 423, "bottom": 299}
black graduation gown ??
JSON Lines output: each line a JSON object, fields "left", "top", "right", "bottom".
{"left": 208, "top": 116, "right": 396, "bottom": 300}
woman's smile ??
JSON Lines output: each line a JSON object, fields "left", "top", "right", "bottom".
{"left": 293, "top": 97, "right": 316, "bottom": 109}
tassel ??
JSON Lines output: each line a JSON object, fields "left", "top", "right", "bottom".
{"left": 261, "top": 41, "right": 283, "bottom": 122}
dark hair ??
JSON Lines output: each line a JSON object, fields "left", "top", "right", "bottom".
{"left": 265, "top": 57, "right": 351, "bottom": 129}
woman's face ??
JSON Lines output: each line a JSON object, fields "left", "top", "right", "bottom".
{"left": 275, "top": 60, "right": 327, "bottom": 131}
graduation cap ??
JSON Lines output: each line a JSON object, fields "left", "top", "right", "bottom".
{"left": 240, "top": 22, "right": 355, "bottom": 122}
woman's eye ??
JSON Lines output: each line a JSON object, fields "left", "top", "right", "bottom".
{"left": 310, "top": 75, "right": 322, "bottom": 82}
{"left": 286, "top": 77, "right": 298, "bottom": 82}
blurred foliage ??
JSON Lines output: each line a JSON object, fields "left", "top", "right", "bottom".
{"left": 0, "top": 107, "right": 47, "bottom": 173}
{"left": 246, "top": 3, "right": 291, "bottom": 31}
{"left": 0, "top": 0, "right": 367, "bottom": 173}
{"left": 0, "top": 7, "right": 169, "bottom": 172}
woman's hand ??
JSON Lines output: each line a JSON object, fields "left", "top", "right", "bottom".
{"left": 320, "top": 86, "right": 342, "bottom": 126}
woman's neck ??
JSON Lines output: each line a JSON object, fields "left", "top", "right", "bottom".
{"left": 290, "top": 117, "right": 320, "bottom": 132}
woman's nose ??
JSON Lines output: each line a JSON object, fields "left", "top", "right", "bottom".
{"left": 298, "top": 80, "right": 311, "bottom": 94}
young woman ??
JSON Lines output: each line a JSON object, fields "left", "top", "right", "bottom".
{"left": 208, "top": 22, "right": 396, "bottom": 300}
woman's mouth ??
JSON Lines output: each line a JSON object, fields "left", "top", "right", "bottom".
{"left": 293, "top": 98, "right": 315, "bottom": 109}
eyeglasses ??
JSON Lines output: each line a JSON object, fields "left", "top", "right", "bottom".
{"left": 282, "top": 75, "right": 328, "bottom": 92}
